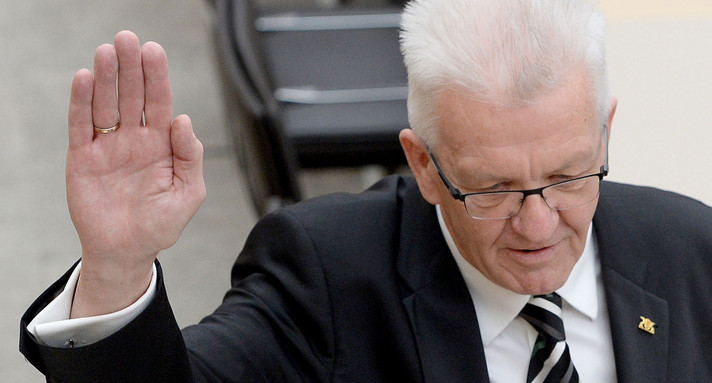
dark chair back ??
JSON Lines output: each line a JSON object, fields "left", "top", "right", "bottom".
{"left": 216, "top": 0, "right": 301, "bottom": 215}
{"left": 215, "top": 0, "right": 409, "bottom": 215}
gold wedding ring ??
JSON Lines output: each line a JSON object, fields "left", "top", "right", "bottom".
{"left": 93, "top": 124, "right": 119, "bottom": 134}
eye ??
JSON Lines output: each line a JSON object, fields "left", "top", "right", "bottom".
{"left": 551, "top": 177, "right": 589, "bottom": 192}
{"left": 481, "top": 183, "right": 507, "bottom": 192}
{"left": 467, "top": 192, "right": 511, "bottom": 208}
{"left": 551, "top": 174, "right": 577, "bottom": 182}
{"left": 465, "top": 181, "right": 515, "bottom": 194}
{"left": 457, "top": 179, "right": 507, "bottom": 193}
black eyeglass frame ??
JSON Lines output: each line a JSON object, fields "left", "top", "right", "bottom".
{"left": 427, "top": 127, "right": 610, "bottom": 220}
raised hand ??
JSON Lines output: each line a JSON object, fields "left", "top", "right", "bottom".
{"left": 67, "top": 31, "right": 206, "bottom": 318}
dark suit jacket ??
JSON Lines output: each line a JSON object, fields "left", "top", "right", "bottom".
{"left": 20, "top": 176, "right": 712, "bottom": 382}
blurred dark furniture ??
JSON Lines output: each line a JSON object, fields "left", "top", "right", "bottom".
{"left": 214, "top": 0, "right": 409, "bottom": 215}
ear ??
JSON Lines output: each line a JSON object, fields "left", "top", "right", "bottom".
{"left": 399, "top": 129, "right": 444, "bottom": 205}
{"left": 606, "top": 97, "right": 617, "bottom": 140}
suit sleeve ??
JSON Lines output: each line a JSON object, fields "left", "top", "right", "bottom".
{"left": 180, "top": 210, "right": 334, "bottom": 382}
{"left": 20, "top": 210, "right": 334, "bottom": 383}
{"left": 20, "top": 261, "right": 193, "bottom": 383}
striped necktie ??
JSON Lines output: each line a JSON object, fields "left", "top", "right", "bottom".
{"left": 519, "top": 293, "right": 579, "bottom": 383}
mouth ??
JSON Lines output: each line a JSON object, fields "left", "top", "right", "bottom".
{"left": 518, "top": 246, "right": 551, "bottom": 253}
{"left": 517, "top": 247, "right": 544, "bottom": 253}
{"left": 507, "top": 243, "right": 558, "bottom": 262}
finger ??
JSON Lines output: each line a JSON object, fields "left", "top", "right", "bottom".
{"left": 171, "top": 115, "right": 206, "bottom": 201}
{"left": 92, "top": 44, "right": 119, "bottom": 130}
{"left": 114, "top": 30, "right": 145, "bottom": 128}
{"left": 142, "top": 41, "right": 173, "bottom": 130}
{"left": 68, "top": 69, "right": 95, "bottom": 149}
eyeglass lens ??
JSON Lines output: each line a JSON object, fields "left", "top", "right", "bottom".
{"left": 463, "top": 175, "right": 601, "bottom": 220}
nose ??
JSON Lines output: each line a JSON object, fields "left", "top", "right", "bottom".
{"left": 509, "top": 194, "right": 559, "bottom": 242}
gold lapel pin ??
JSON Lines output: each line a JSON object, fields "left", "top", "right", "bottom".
{"left": 638, "top": 316, "right": 656, "bottom": 335}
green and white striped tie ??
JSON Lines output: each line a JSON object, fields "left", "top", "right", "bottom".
{"left": 519, "top": 293, "right": 579, "bottom": 383}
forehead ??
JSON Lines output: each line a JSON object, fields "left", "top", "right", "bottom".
{"left": 435, "top": 71, "right": 601, "bottom": 177}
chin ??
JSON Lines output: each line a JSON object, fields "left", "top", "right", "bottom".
{"left": 511, "top": 271, "right": 569, "bottom": 295}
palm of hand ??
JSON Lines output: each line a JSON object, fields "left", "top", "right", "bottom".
{"left": 68, "top": 125, "right": 182, "bottom": 259}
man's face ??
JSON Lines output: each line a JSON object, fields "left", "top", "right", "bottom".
{"left": 408, "top": 70, "right": 613, "bottom": 295}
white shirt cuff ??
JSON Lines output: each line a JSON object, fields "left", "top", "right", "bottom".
{"left": 27, "top": 261, "right": 157, "bottom": 348}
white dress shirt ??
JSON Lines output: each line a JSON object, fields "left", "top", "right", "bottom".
{"left": 437, "top": 205, "right": 617, "bottom": 382}
{"left": 27, "top": 262, "right": 157, "bottom": 348}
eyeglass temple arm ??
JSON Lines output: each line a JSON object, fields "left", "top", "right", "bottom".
{"left": 427, "top": 150, "right": 466, "bottom": 201}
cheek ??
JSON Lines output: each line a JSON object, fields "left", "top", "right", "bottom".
{"left": 560, "top": 201, "right": 598, "bottom": 239}
{"left": 448, "top": 212, "right": 509, "bottom": 255}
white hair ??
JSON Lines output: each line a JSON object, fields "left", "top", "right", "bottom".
{"left": 400, "top": 0, "right": 610, "bottom": 148}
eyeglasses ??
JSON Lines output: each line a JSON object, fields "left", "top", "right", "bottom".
{"left": 429, "top": 151, "right": 608, "bottom": 220}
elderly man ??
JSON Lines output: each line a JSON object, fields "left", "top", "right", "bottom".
{"left": 21, "top": 0, "right": 712, "bottom": 382}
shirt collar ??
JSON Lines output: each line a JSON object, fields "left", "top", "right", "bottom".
{"left": 436, "top": 205, "right": 600, "bottom": 346}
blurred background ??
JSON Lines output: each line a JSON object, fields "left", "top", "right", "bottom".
{"left": 1, "top": 0, "right": 710, "bottom": 380}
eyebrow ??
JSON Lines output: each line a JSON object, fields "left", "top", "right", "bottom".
{"left": 549, "top": 140, "right": 603, "bottom": 176}
{"left": 445, "top": 144, "right": 601, "bottom": 190}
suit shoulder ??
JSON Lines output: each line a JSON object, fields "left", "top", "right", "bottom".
{"left": 272, "top": 175, "right": 418, "bottom": 226}
{"left": 597, "top": 181, "right": 712, "bottom": 235}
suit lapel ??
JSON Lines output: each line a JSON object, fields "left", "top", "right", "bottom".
{"left": 594, "top": 184, "right": 670, "bottom": 383}
{"left": 403, "top": 271, "right": 489, "bottom": 383}
{"left": 600, "top": 266, "right": 669, "bottom": 383}
{"left": 396, "top": 182, "right": 489, "bottom": 383}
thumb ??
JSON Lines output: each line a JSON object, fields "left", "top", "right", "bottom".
{"left": 171, "top": 114, "right": 206, "bottom": 201}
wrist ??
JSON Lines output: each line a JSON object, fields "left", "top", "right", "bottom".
{"left": 70, "top": 255, "right": 155, "bottom": 318}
